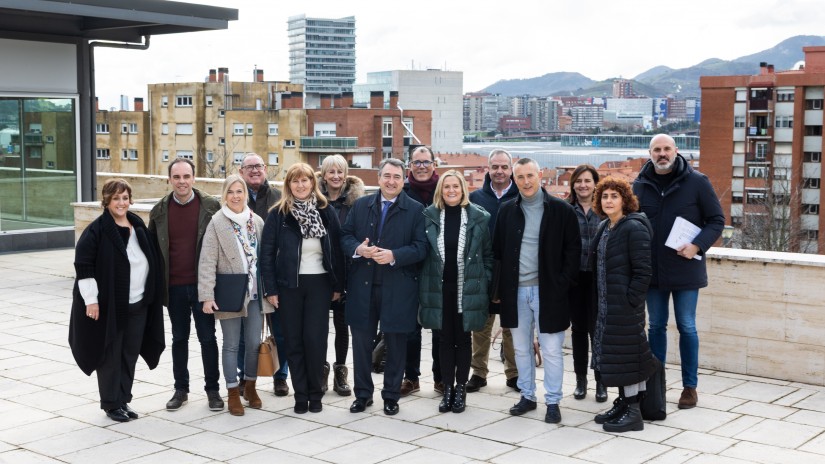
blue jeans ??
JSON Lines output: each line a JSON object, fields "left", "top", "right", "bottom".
{"left": 509, "top": 286, "right": 565, "bottom": 405}
{"left": 167, "top": 284, "right": 220, "bottom": 392}
{"left": 237, "top": 312, "right": 289, "bottom": 380}
{"left": 220, "top": 299, "right": 264, "bottom": 388}
{"left": 646, "top": 288, "right": 699, "bottom": 388}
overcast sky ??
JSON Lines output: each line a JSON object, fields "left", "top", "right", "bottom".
{"left": 94, "top": 0, "right": 825, "bottom": 110}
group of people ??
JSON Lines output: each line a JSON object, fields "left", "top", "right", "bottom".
{"left": 68, "top": 134, "right": 723, "bottom": 434}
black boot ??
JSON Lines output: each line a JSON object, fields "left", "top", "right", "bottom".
{"left": 333, "top": 363, "right": 352, "bottom": 396}
{"left": 595, "top": 380, "right": 608, "bottom": 403}
{"left": 452, "top": 384, "right": 467, "bottom": 413}
{"left": 595, "top": 396, "right": 627, "bottom": 424}
{"left": 603, "top": 397, "right": 643, "bottom": 432}
{"left": 438, "top": 385, "right": 454, "bottom": 413}
{"left": 573, "top": 374, "right": 587, "bottom": 400}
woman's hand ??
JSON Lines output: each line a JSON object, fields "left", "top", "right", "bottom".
{"left": 202, "top": 300, "right": 218, "bottom": 314}
{"left": 267, "top": 295, "right": 279, "bottom": 309}
{"left": 86, "top": 303, "right": 99, "bottom": 321}
{"left": 332, "top": 292, "right": 342, "bottom": 302}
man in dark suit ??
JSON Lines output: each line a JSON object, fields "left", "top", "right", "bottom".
{"left": 341, "top": 157, "right": 428, "bottom": 416}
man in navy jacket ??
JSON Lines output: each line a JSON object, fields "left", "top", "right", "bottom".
{"left": 341, "top": 158, "right": 428, "bottom": 416}
{"left": 633, "top": 134, "right": 724, "bottom": 410}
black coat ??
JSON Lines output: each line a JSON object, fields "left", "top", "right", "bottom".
{"left": 69, "top": 210, "right": 165, "bottom": 376}
{"left": 248, "top": 179, "right": 281, "bottom": 219}
{"left": 340, "top": 191, "right": 427, "bottom": 333}
{"left": 468, "top": 173, "right": 519, "bottom": 237}
{"left": 591, "top": 213, "right": 658, "bottom": 387}
{"left": 260, "top": 205, "right": 345, "bottom": 296}
{"left": 493, "top": 190, "right": 580, "bottom": 333}
{"left": 633, "top": 155, "right": 725, "bottom": 290}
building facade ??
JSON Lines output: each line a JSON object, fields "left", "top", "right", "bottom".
{"left": 287, "top": 14, "right": 356, "bottom": 95}
{"left": 701, "top": 48, "right": 825, "bottom": 253}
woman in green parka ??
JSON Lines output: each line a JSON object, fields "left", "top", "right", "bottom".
{"left": 419, "top": 170, "right": 493, "bottom": 414}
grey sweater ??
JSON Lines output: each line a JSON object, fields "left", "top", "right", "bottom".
{"left": 518, "top": 192, "right": 544, "bottom": 287}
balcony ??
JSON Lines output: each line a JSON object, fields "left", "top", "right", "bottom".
{"left": 299, "top": 136, "right": 359, "bottom": 152}
{"left": 745, "top": 151, "right": 771, "bottom": 162}
{"left": 747, "top": 126, "right": 771, "bottom": 138}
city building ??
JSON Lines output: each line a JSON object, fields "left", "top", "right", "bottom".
{"left": 354, "top": 69, "right": 463, "bottom": 154}
{"left": 701, "top": 49, "right": 825, "bottom": 253}
{"left": 94, "top": 98, "right": 151, "bottom": 175}
{"left": 287, "top": 14, "right": 356, "bottom": 95}
{"left": 613, "top": 78, "right": 635, "bottom": 98}
{"left": 527, "top": 97, "right": 559, "bottom": 132}
{"left": 569, "top": 104, "right": 604, "bottom": 131}
{"left": 0, "top": 1, "right": 236, "bottom": 252}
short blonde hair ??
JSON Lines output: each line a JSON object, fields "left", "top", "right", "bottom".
{"left": 433, "top": 170, "right": 470, "bottom": 209}
{"left": 320, "top": 154, "right": 348, "bottom": 178}
{"left": 221, "top": 174, "right": 248, "bottom": 206}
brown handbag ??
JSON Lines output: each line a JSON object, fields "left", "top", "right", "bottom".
{"left": 257, "top": 312, "right": 280, "bottom": 377}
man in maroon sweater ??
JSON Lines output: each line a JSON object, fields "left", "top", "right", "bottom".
{"left": 149, "top": 159, "right": 222, "bottom": 411}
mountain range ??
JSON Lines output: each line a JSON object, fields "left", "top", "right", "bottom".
{"left": 481, "top": 35, "right": 825, "bottom": 98}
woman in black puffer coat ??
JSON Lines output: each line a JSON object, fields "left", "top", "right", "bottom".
{"left": 590, "top": 176, "right": 658, "bottom": 433}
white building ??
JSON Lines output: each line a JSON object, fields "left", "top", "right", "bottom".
{"left": 355, "top": 69, "right": 463, "bottom": 154}
{"left": 287, "top": 15, "right": 356, "bottom": 94}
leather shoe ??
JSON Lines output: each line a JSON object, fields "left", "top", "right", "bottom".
{"left": 121, "top": 404, "right": 139, "bottom": 419}
{"left": 433, "top": 381, "right": 444, "bottom": 394}
{"left": 383, "top": 399, "right": 400, "bottom": 416}
{"left": 465, "top": 375, "right": 487, "bottom": 393}
{"left": 573, "top": 375, "right": 587, "bottom": 400}
{"left": 509, "top": 396, "right": 537, "bottom": 416}
{"left": 678, "top": 387, "right": 698, "bottom": 409}
{"left": 294, "top": 401, "right": 308, "bottom": 414}
{"left": 105, "top": 408, "right": 130, "bottom": 422}
{"left": 506, "top": 377, "right": 521, "bottom": 392}
{"left": 545, "top": 403, "right": 562, "bottom": 424}
{"left": 309, "top": 400, "right": 322, "bottom": 413}
{"left": 274, "top": 378, "right": 290, "bottom": 397}
{"left": 399, "top": 379, "right": 419, "bottom": 397}
{"left": 595, "top": 381, "right": 608, "bottom": 403}
{"left": 166, "top": 389, "right": 188, "bottom": 410}
{"left": 349, "top": 397, "right": 373, "bottom": 413}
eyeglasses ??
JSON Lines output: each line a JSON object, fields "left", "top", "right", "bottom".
{"left": 411, "top": 160, "right": 433, "bottom": 168}
{"left": 242, "top": 164, "right": 266, "bottom": 171}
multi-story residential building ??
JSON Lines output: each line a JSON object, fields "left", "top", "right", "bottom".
{"left": 613, "top": 78, "right": 635, "bottom": 98}
{"left": 354, "top": 69, "right": 462, "bottom": 153}
{"left": 464, "top": 92, "right": 501, "bottom": 132}
{"left": 94, "top": 98, "right": 151, "bottom": 175}
{"left": 570, "top": 104, "right": 604, "bottom": 131}
{"left": 527, "top": 97, "right": 559, "bottom": 132}
{"left": 701, "top": 48, "right": 825, "bottom": 253}
{"left": 287, "top": 14, "right": 356, "bottom": 95}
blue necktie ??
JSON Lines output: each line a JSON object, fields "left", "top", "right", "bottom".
{"left": 377, "top": 200, "right": 391, "bottom": 238}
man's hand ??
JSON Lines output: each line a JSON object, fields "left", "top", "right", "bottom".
{"left": 267, "top": 295, "right": 279, "bottom": 309}
{"left": 356, "top": 238, "right": 378, "bottom": 259}
{"left": 202, "top": 300, "right": 218, "bottom": 314}
{"left": 677, "top": 243, "right": 700, "bottom": 260}
{"left": 373, "top": 248, "right": 395, "bottom": 265}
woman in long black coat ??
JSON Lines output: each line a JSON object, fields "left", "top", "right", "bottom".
{"left": 590, "top": 176, "right": 658, "bottom": 433}
{"left": 69, "top": 178, "right": 165, "bottom": 422}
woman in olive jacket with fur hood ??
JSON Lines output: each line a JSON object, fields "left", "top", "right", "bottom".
{"left": 419, "top": 170, "right": 493, "bottom": 414}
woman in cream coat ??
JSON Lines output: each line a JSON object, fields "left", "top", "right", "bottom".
{"left": 199, "top": 174, "right": 274, "bottom": 416}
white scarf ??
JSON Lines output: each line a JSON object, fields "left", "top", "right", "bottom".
{"left": 221, "top": 205, "right": 257, "bottom": 295}
{"left": 437, "top": 207, "right": 468, "bottom": 313}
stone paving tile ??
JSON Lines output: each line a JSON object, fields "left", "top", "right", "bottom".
{"left": 645, "top": 447, "right": 700, "bottom": 464}
{"left": 380, "top": 447, "right": 470, "bottom": 464}
{"left": 315, "top": 436, "right": 416, "bottom": 464}
{"left": 684, "top": 454, "right": 752, "bottom": 464}
{"left": 467, "top": 415, "right": 549, "bottom": 444}
{"left": 798, "top": 430, "right": 825, "bottom": 455}
{"left": 774, "top": 388, "right": 818, "bottom": 407}
{"left": 268, "top": 426, "right": 368, "bottom": 457}
{"left": 721, "top": 441, "right": 825, "bottom": 464}
{"left": 684, "top": 392, "right": 746, "bottom": 412}
{"left": 659, "top": 408, "right": 739, "bottom": 433}
{"left": 694, "top": 374, "right": 747, "bottom": 394}
{"left": 166, "top": 430, "right": 265, "bottom": 462}
{"left": 792, "top": 391, "right": 825, "bottom": 413}
{"left": 662, "top": 430, "right": 737, "bottom": 454}
{"left": 732, "top": 418, "right": 822, "bottom": 449}
{"left": 412, "top": 430, "right": 516, "bottom": 461}
{"left": 226, "top": 415, "right": 323, "bottom": 445}
{"left": 729, "top": 400, "right": 797, "bottom": 419}
{"left": 714, "top": 372, "right": 792, "bottom": 387}
{"left": 122, "top": 448, "right": 213, "bottom": 463}
{"left": 59, "top": 436, "right": 166, "bottom": 464}
{"left": 784, "top": 409, "right": 825, "bottom": 428}
{"left": 342, "top": 415, "right": 439, "bottom": 443}
{"left": 518, "top": 426, "right": 612, "bottom": 456}
{"left": 709, "top": 415, "right": 764, "bottom": 437}
{"left": 492, "top": 447, "right": 593, "bottom": 463}
{"left": 720, "top": 382, "right": 799, "bottom": 403}
{"left": 418, "top": 404, "right": 511, "bottom": 433}
{"left": 22, "top": 426, "right": 127, "bottom": 457}
{"left": 0, "top": 416, "right": 90, "bottom": 445}
{"left": 574, "top": 436, "right": 672, "bottom": 464}
{"left": 226, "top": 448, "right": 329, "bottom": 463}
{"left": 108, "top": 416, "right": 204, "bottom": 444}
{"left": 0, "top": 449, "right": 65, "bottom": 463}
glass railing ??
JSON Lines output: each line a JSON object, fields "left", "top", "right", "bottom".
{"left": 299, "top": 136, "right": 358, "bottom": 149}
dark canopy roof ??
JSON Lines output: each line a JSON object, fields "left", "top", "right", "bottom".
{"left": 0, "top": 0, "right": 238, "bottom": 42}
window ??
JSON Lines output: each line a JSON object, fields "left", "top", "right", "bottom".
{"left": 161, "top": 123, "right": 169, "bottom": 135}
{"left": 805, "top": 125, "right": 823, "bottom": 136}
{"left": 129, "top": 123, "right": 138, "bottom": 133}
{"left": 233, "top": 123, "right": 244, "bottom": 135}
{"left": 268, "top": 153, "right": 279, "bottom": 165}
{"left": 246, "top": 124, "right": 253, "bottom": 135}
{"left": 219, "top": 137, "right": 225, "bottom": 145}
{"left": 206, "top": 123, "right": 213, "bottom": 135}
{"left": 804, "top": 151, "right": 822, "bottom": 162}
{"left": 206, "top": 151, "right": 214, "bottom": 162}
{"left": 129, "top": 149, "right": 138, "bottom": 160}
{"left": 731, "top": 192, "right": 743, "bottom": 204}
{"left": 775, "top": 116, "right": 793, "bottom": 128}
{"left": 382, "top": 120, "right": 393, "bottom": 137}
{"left": 777, "top": 90, "right": 794, "bottom": 102}
{"left": 804, "top": 178, "right": 821, "bottom": 189}
{"left": 268, "top": 123, "right": 279, "bottom": 136}
{"left": 805, "top": 229, "right": 820, "bottom": 240}
{"left": 121, "top": 123, "right": 128, "bottom": 134}
{"left": 95, "top": 123, "right": 109, "bottom": 134}
{"left": 748, "top": 166, "right": 767, "bottom": 178}
{"left": 95, "top": 148, "right": 110, "bottom": 159}
{"left": 803, "top": 204, "right": 820, "bottom": 215}
{"left": 805, "top": 99, "right": 824, "bottom": 110}
{"left": 284, "top": 139, "right": 295, "bottom": 148}
{"left": 773, "top": 168, "right": 788, "bottom": 180}
{"left": 176, "top": 123, "right": 193, "bottom": 135}
{"left": 161, "top": 96, "right": 168, "bottom": 107}
{"left": 732, "top": 216, "right": 743, "bottom": 227}
{"left": 122, "top": 149, "right": 138, "bottom": 160}
{"left": 162, "top": 150, "right": 169, "bottom": 162}
{"left": 176, "top": 95, "right": 193, "bottom": 107}
{"left": 734, "top": 116, "right": 745, "bottom": 128}
{"left": 121, "top": 149, "right": 128, "bottom": 160}
{"left": 746, "top": 190, "right": 766, "bottom": 204}
{"left": 314, "top": 122, "right": 336, "bottom": 137}
{"left": 205, "top": 95, "right": 213, "bottom": 107}
{"left": 755, "top": 143, "right": 768, "bottom": 160}
{"left": 233, "top": 152, "right": 244, "bottom": 165}
{"left": 176, "top": 150, "right": 194, "bottom": 160}
{"left": 735, "top": 90, "right": 747, "bottom": 102}
{"left": 219, "top": 109, "right": 225, "bottom": 118}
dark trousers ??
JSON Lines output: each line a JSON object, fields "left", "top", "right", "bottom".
{"left": 278, "top": 274, "right": 332, "bottom": 403}
{"left": 168, "top": 284, "right": 220, "bottom": 392}
{"left": 351, "top": 284, "right": 408, "bottom": 402}
{"left": 98, "top": 301, "right": 147, "bottom": 410}
{"left": 331, "top": 297, "right": 349, "bottom": 365}
{"left": 439, "top": 285, "right": 471, "bottom": 387}
{"left": 405, "top": 324, "right": 441, "bottom": 382}
{"left": 237, "top": 311, "right": 289, "bottom": 381}
{"left": 570, "top": 271, "right": 596, "bottom": 376}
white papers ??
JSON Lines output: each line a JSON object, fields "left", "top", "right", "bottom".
{"left": 665, "top": 216, "right": 702, "bottom": 261}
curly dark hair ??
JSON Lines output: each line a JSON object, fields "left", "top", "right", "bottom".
{"left": 593, "top": 176, "right": 639, "bottom": 216}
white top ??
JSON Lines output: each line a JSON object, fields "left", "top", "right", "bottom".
{"left": 299, "top": 237, "right": 326, "bottom": 275}
{"left": 78, "top": 226, "right": 150, "bottom": 305}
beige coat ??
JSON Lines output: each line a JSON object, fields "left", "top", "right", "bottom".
{"left": 198, "top": 210, "right": 274, "bottom": 320}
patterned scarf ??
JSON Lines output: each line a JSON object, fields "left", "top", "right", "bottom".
{"left": 291, "top": 194, "right": 327, "bottom": 239}
{"left": 222, "top": 205, "right": 258, "bottom": 295}
{"left": 437, "top": 206, "right": 468, "bottom": 313}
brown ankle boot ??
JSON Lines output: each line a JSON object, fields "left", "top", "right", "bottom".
{"left": 244, "top": 380, "right": 262, "bottom": 409}
{"left": 228, "top": 387, "right": 244, "bottom": 416}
